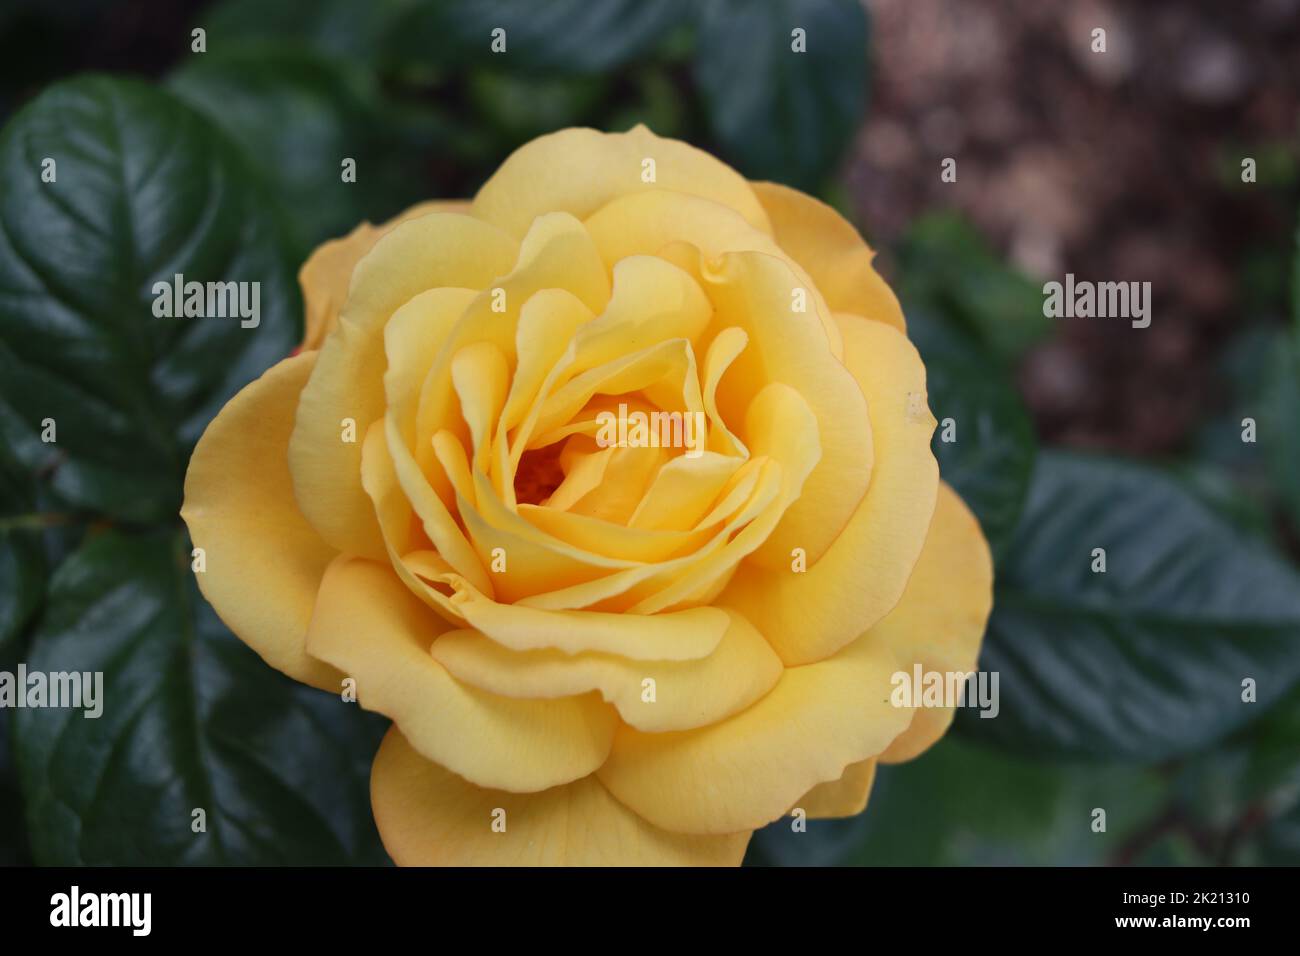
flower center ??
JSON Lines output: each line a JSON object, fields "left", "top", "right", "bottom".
{"left": 514, "top": 442, "right": 566, "bottom": 506}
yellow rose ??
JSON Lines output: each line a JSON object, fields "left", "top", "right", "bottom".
{"left": 181, "top": 125, "right": 992, "bottom": 866}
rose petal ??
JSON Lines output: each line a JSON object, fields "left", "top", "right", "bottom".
{"left": 568, "top": 254, "right": 712, "bottom": 373}
{"left": 181, "top": 353, "right": 341, "bottom": 692}
{"left": 698, "top": 250, "right": 872, "bottom": 569}
{"left": 513, "top": 459, "right": 782, "bottom": 612}
{"left": 795, "top": 759, "right": 877, "bottom": 819}
{"left": 597, "top": 627, "right": 909, "bottom": 834}
{"left": 751, "top": 181, "right": 906, "bottom": 331}
{"left": 383, "top": 286, "right": 478, "bottom": 448}
{"left": 298, "top": 199, "right": 472, "bottom": 351}
{"left": 413, "top": 212, "right": 610, "bottom": 479}
{"left": 431, "top": 608, "right": 782, "bottom": 732}
{"left": 583, "top": 190, "right": 842, "bottom": 359}
{"left": 499, "top": 288, "right": 595, "bottom": 435}
{"left": 371, "top": 728, "right": 751, "bottom": 866}
{"left": 720, "top": 312, "right": 939, "bottom": 664}
{"left": 472, "top": 124, "right": 770, "bottom": 239}
{"left": 305, "top": 556, "right": 617, "bottom": 793}
{"left": 877, "top": 481, "right": 994, "bottom": 763}
{"left": 362, "top": 419, "right": 490, "bottom": 607}
{"left": 628, "top": 452, "right": 744, "bottom": 531}
{"left": 447, "top": 586, "right": 730, "bottom": 661}
{"left": 289, "top": 213, "right": 517, "bottom": 558}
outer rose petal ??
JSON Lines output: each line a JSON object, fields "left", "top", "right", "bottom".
{"left": 765, "top": 487, "right": 992, "bottom": 814}
{"left": 878, "top": 481, "right": 994, "bottom": 763}
{"left": 701, "top": 250, "right": 872, "bottom": 568}
{"left": 582, "top": 190, "right": 843, "bottom": 360}
{"left": 299, "top": 200, "right": 472, "bottom": 351}
{"left": 472, "top": 124, "right": 771, "bottom": 239}
{"left": 180, "top": 352, "right": 341, "bottom": 692}
{"left": 304, "top": 556, "right": 618, "bottom": 793}
{"left": 750, "top": 181, "right": 906, "bottom": 332}
{"left": 720, "top": 312, "right": 939, "bottom": 664}
{"left": 796, "top": 759, "right": 877, "bottom": 819}
{"left": 372, "top": 728, "right": 751, "bottom": 866}
{"left": 430, "top": 609, "right": 783, "bottom": 732}
{"left": 597, "top": 628, "right": 910, "bottom": 834}
{"left": 289, "top": 213, "right": 518, "bottom": 559}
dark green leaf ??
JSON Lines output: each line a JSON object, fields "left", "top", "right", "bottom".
{"left": 0, "top": 710, "right": 32, "bottom": 865}
{"left": 0, "top": 444, "right": 46, "bottom": 658}
{"left": 204, "top": 0, "right": 410, "bottom": 64}
{"left": 1170, "top": 461, "right": 1275, "bottom": 544}
{"left": 748, "top": 737, "right": 1169, "bottom": 866}
{"left": 0, "top": 75, "right": 299, "bottom": 524}
{"left": 604, "top": 69, "right": 692, "bottom": 141}
{"left": 1260, "top": 336, "right": 1300, "bottom": 528}
{"left": 908, "top": 309, "right": 1037, "bottom": 561}
{"left": 1251, "top": 684, "right": 1300, "bottom": 863}
{"left": 1259, "top": 805, "right": 1300, "bottom": 863}
{"left": 1171, "top": 684, "right": 1300, "bottom": 864}
{"left": 468, "top": 70, "right": 608, "bottom": 144}
{"left": 897, "top": 213, "right": 1051, "bottom": 362}
{"left": 960, "top": 451, "right": 1300, "bottom": 762}
{"left": 693, "top": 0, "right": 867, "bottom": 190}
{"left": 169, "top": 46, "right": 424, "bottom": 251}
{"left": 1191, "top": 326, "right": 1299, "bottom": 533}
{"left": 15, "top": 530, "right": 388, "bottom": 865}
{"left": 387, "top": 0, "right": 688, "bottom": 73}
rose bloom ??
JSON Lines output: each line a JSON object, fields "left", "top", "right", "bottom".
{"left": 182, "top": 126, "right": 992, "bottom": 866}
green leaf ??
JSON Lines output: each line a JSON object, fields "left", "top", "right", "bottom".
{"left": 15, "top": 530, "right": 388, "bottom": 865}
{"left": 604, "top": 69, "right": 692, "bottom": 141}
{"left": 960, "top": 451, "right": 1300, "bottom": 762}
{"left": 1170, "top": 461, "right": 1275, "bottom": 544}
{"left": 1260, "top": 335, "right": 1300, "bottom": 528}
{"left": 748, "top": 737, "right": 1169, "bottom": 866}
{"left": 897, "top": 213, "right": 1051, "bottom": 362}
{"left": 1241, "top": 682, "right": 1300, "bottom": 809}
{"left": 1250, "top": 686, "right": 1300, "bottom": 863}
{"left": 693, "top": 0, "right": 867, "bottom": 190}
{"left": 0, "top": 445, "right": 46, "bottom": 658}
{"left": 387, "top": 0, "right": 688, "bottom": 74}
{"left": 0, "top": 710, "right": 32, "bottom": 865}
{"left": 169, "top": 46, "right": 424, "bottom": 252}
{"left": 1192, "top": 326, "right": 1300, "bottom": 533}
{"left": 203, "top": 0, "right": 411, "bottom": 64}
{"left": 0, "top": 75, "right": 299, "bottom": 524}
{"left": 467, "top": 70, "right": 608, "bottom": 144}
{"left": 908, "top": 309, "right": 1037, "bottom": 561}
{"left": 1167, "top": 684, "right": 1300, "bottom": 864}
{"left": 1259, "top": 805, "right": 1300, "bottom": 863}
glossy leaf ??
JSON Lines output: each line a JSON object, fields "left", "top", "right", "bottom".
{"left": 0, "top": 444, "right": 45, "bottom": 658}
{"left": 387, "top": 0, "right": 688, "bottom": 73}
{"left": 0, "top": 75, "right": 298, "bottom": 524}
{"left": 15, "top": 530, "right": 387, "bottom": 865}
{"left": 169, "top": 47, "right": 423, "bottom": 251}
{"left": 693, "top": 0, "right": 867, "bottom": 189}
{"left": 960, "top": 452, "right": 1300, "bottom": 762}
{"left": 748, "top": 737, "right": 1169, "bottom": 866}
{"left": 897, "top": 213, "right": 1051, "bottom": 362}
{"left": 908, "top": 309, "right": 1037, "bottom": 561}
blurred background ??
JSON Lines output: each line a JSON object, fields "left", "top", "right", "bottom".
{"left": 0, "top": 0, "right": 1298, "bottom": 866}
